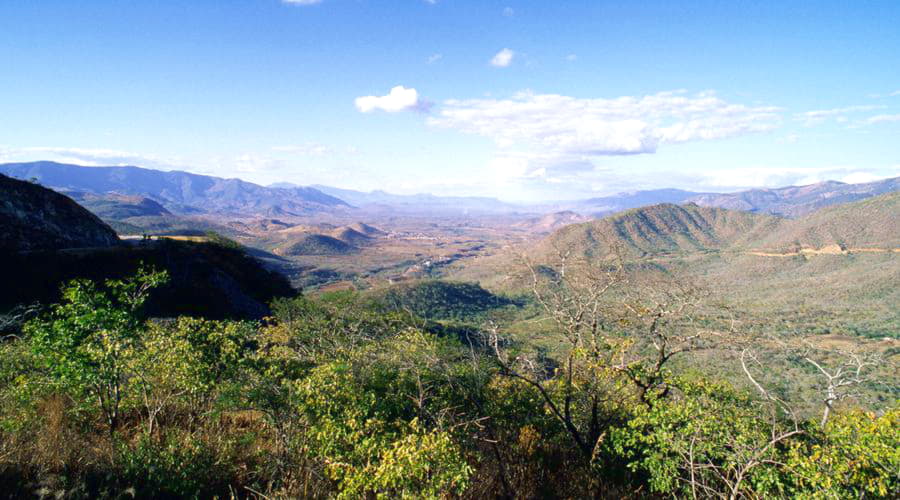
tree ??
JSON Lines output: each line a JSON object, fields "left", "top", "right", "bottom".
{"left": 487, "top": 249, "right": 715, "bottom": 465}
{"left": 25, "top": 267, "right": 167, "bottom": 432}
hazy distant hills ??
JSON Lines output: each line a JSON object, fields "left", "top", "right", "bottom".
{"left": 0, "top": 161, "right": 349, "bottom": 216}
{"left": 305, "top": 184, "right": 521, "bottom": 214}
{"left": 563, "top": 188, "right": 703, "bottom": 216}
{"left": 0, "top": 173, "right": 120, "bottom": 252}
{"left": 3, "top": 161, "right": 897, "bottom": 220}
{"left": 513, "top": 210, "right": 593, "bottom": 233}
{"left": 686, "top": 177, "right": 900, "bottom": 217}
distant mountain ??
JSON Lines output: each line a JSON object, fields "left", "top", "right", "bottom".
{"left": 514, "top": 211, "right": 593, "bottom": 233}
{"left": 566, "top": 188, "right": 704, "bottom": 216}
{"left": 0, "top": 173, "right": 120, "bottom": 252}
{"left": 308, "top": 184, "right": 521, "bottom": 214}
{"left": 686, "top": 177, "right": 900, "bottom": 217}
{"left": 0, "top": 161, "right": 350, "bottom": 216}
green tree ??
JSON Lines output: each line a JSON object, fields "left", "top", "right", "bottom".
{"left": 25, "top": 267, "right": 168, "bottom": 431}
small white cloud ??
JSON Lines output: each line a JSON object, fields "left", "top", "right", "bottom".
{"left": 889, "top": 89, "right": 900, "bottom": 97}
{"left": 503, "top": 7, "right": 514, "bottom": 17}
{"left": 355, "top": 86, "right": 422, "bottom": 113}
{"left": 271, "top": 142, "right": 334, "bottom": 156}
{"left": 565, "top": 54, "right": 577, "bottom": 61}
{"left": 795, "top": 105, "right": 885, "bottom": 126}
{"left": 490, "top": 48, "right": 514, "bottom": 67}
{"left": 282, "top": 0, "right": 322, "bottom": 5}
{"left": 863, "top": 113, "right": 900, "bottom": 125}
{"left": 840, "top": 172, "right": 881, "bottom": 184}
{"left": 427, "top": 53, "right": 443, "bottom": 64}
{"left": 776, "top": 133, "right": 799, "bottom": 144}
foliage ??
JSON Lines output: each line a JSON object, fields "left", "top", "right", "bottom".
{"left": 25, "top": 266, "right": 168, "bottom": 430}
{"left": 770, "top": 408, "right": 900, "bottom": 498}
{"left": 0, "top": 269, "right": 897, "bottom": 498}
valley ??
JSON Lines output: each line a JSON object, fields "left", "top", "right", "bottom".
{"left": 1, "top": 162, "right": 897, "bottom": 498}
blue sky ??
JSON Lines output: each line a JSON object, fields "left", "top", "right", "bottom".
{"left": 1, "top": 0, "right": 898, "bottom": 201}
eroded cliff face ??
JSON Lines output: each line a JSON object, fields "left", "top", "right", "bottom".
{"left": 0, "top": 174, "right": 120, "bottom": 252}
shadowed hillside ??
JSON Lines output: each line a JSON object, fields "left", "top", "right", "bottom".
{"left": 376, "top": 280, "right": 519, "bottom": 321}
{"left": 68, "top": 192, "right": 172, "bottom": 219}
{"left": 0, "top": 173, "right": 120, "bottom": 252}
{"left": 0, "top": 240, "right": 296, "bottom": 320}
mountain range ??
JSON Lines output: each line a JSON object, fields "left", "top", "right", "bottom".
{"left": 0, "top": 161, "right": 349, "bottom": 216}
{"left": 686, "top": 177, "right": 900, "bottom": 217}
{"left": 2, "top": 161, "right": 897, "bottom": 220}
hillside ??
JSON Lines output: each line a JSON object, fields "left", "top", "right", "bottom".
{"left": 0, "top": 161, "right": 350, "bottom": 216}
{"left": 276, "top": 234, "right": 356, "bottom": 256}
{"left": 376, "top": 280, "right": 518, "bottom": 321}
{"left": 0, "top": 239, "right": 295, "bottom": 320}
{"left": 0, "top": 173, "right": 120, "bottom": 252}
{"left": 348, "top": 222, "right": 386, "bottom": 236}
{"left": 331, "top": 226, "right": 373, "bottom": 246}
{"left": 687, "top": 176, "right": 899, "bottom": 217}
{"left": 539, "top": 203, "right": 782, "bottom": 259}
{"left": 67, "top": 192, "right": 172, "bottom": 219}
{"left": 751, "top": 191, "right": 900, "bottom": 252}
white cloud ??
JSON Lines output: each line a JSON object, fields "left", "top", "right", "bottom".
{"left": 282, "top": 0, "right": 322, "bottom": 5}
{"left": 776, "top": 133, "right": 799, "bottom": 144}
{"left": 430, "top": 90, "right": 781, "bottom": 157}
{"left": 490, "top": 48, "right": 514, "bottom": 67}
{"left": 10, "top": 147, "right": 177, "bottom": 170}
{"left": 503, "top": 7, "right": 514, "bottom": 17}
{"left": 271, "top": 142, "right": 334, "bottom": 156}
{"left": 355, "top": 86, "right": 422, "bottom": 113}
{"left": 565, "top": 54, "right": 577, "bottom": 61}
{"left": 863, "top": 113, "right": 900, "bottom": 125}
{"left": 427, "top": 53, "right": 443, "bottom": 64}
{"left": 889, "top": 90, "right": 900, "bottom": 97}
{"left": 795, "top": 105, "right": 885, "bottom": 126}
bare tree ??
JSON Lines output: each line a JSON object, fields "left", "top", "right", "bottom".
{"left": 486, "top": 247, "right": 717, "bottom": 462}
